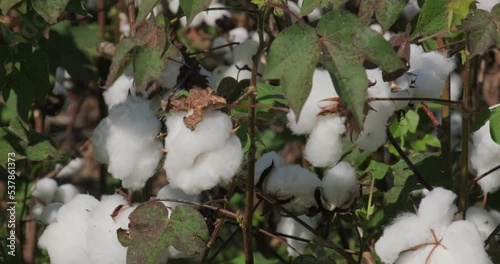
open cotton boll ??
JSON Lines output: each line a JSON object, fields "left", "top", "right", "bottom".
{"left": 466, "top": 207, "right": 498, "bottom": 240}
{"left": 223, "top": 63, "right": 252, "bottom": 82}
{"left": 477, "top": 0, "right": 498, "bottom": 12}
{"left": 190, "top": 2, "right": 230, "bottom": 27}
{"left": 32, "top": 203, "right": 44, "bottom": 220}
{"left": 56, "top": 158, "right": 83, "bottom": 179}
{"left": 470, "top": 121, "right": 500, "bottom": 193}
{"left": 321, "top": 162, "right": 359, "bottom": 211}
{"left": 92, "top": 117, "right": 111, "bottom": 164}
{"left": 265, "top": 165, "right": 321, "bottom": 215}
{"left": 31, "top": 178, "right": 58, "bottom": 205}
{"left": 100, "top": 97, "right": 162, "bottom": 190}
{"left": 229, "top": 27, "right": 249, "bottom": 43}
{"left": 304, "top": 115, "right": 345, "bottom": 167}
{"left": 54, "top": 184, "right": 80, "bottom": 204}
{"left": 156, "top": 54, "right": 183, "bottom": 91}
{"left": 157, "top": 184, "right": 201, "bottom": 210}
{"left": 103, "top": 66, "right": 134, "bottom": 109}
{"left": 87, "top": 194, "right": 129, "bottom": 264}
{"left": 417, "top": 187, "right": 457, "bottom": 230}
{"left": 39, "top": 194, "right": 99, "bottom": 264}
{"left": 276, "top": 214, "right": 318, "bottom": 256}
{"left": 287, "top": 69, "right": 338, "bottom": 135}
{"left": 391, "top": 73, "right": 416, "bottom": 110}
{"left": 254, "top": 151, "right": 286, "bottom": 185}
{"left": 40, "top": 203, "right": 63, "bottom": 225}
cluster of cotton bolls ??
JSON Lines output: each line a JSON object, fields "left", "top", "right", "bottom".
{"left": 375, "top": 187, "right": 491, "bottom": 264}
{"left": 254, "top": 152, "right": 359, "bottom": 215}
{"left": 163, "top": 110, "right": 243, "bottom": 195}
{"left": 469, "top": 111, "right": 500, "bottom": 194}
{"left": 30, "top": 178, "right": 80, "bottom": 225}
{"left": 92, "top": 96, "right": 163, "bottom": 190}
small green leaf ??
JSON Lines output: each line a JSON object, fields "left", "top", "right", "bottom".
{"left": 105, "top": 38, "right": 137, "bottom": 88}
{"left": 490, "top": 105, "right": 500, "bottom": 144}
{"left": 461, "top": 4, "right": 500, "bottom": 57}
{"left": 256, "top": 82, "right": 286, "bottom": 105}
{"left": 217, "top": 77, "right": 249, "bottom": 105}
{"left": 65, "top": 0, "right": 92, "bottom": 17}
{"left": 375, "top": 0, "right": 408, "bottom": 32}
{"left": 262, "top": 23, "right": 320, "bottom": 121}
{"left": 25, "top": 138, "right": 59, "bottom": 161}
{"left": 135, "top": 0, "right": 161, "bottom": 26}
{"left": 359, "top": 28, "right": 405, "bottom": 73}
{"left": 364, "top": 160, "right": 390, "bottom": 180}
{"left": 179, "top": 0, "right": 212, "bottom": 25}
{"left": 446, "top": 0, "right": 475, "bottom": 30}
{"left": 300, "top": 0, "right": 322, "bottom": 16}
{"left": 412, "top": 0, "right": 448, "bottom": 39}
{"left": 3, "top": 70, "right": 35, "bottom": 123}
{"left": 23, "top": 50, "right": 50, "bottom": 103}
{"left": 32, "top": 0, "right": 69, "bottom": 24}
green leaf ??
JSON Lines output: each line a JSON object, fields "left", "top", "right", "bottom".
{"left": 490, "top": 105, "right": 500, "bottom": 144}
{"left": 358, "top": 0, "right": 377, "bottom": 25}
{"left": 0, "top": 0, "right": 21, "bottom": 14}
{"left": 359, "top": 28, "right": 406, "bottom": 73}
{"left": 359, "top": 0, "right": 408, "bottom": 31}
{"left": 133, "top": 46, "right": 165, "bottom": 90}
{"left": 3, "top": 70, "right": 35, "bottom": 123}
{"left": 7, "top": 117, "right": 29, "bottom": 142}
{"left": 65, "top": 0, "right": 92, "bottom": 17}
{"left": 179, "top": 0, "right": 212, "bottom": 25}
{"left": 300, "top": 0, "right": 322, "bottom": 16}
{"left": 461, "top": 4, "right": 500, "bottom": 57}
{"left": 216, "top": 77, "right": 249, "bottom": 105}
{"left": 119, "top": 202, "right": 209, "bottom": 264}
{"left": 0, "top": 128, "right": 26, "bottom": 167}
{"left": 262, "top": 23, "right": 320, "bottom": 121}
{"left": 391, "top": 109, "right": 419, "bottom": 137}
{"left": 135, "top": 0, "right": 161, "bottom": 26}
{"left": 256, "top": 82, "right": 286, "bottom": 105}
{"left": 364, "top": 160, "right": 390, "bottom": 180}
{"left": 105, "top": 38, "right": 137, "bottom": 88}
{"left": 319, "top": 41, "right": 367, "bottom": 128}
{"left": 412, "top": 0, "right": 448, "bottom": 39}
{"left": 411, "top": 134, "right": 441, "bottom": 151}
{"left": 32, "top": 0, "right": 69, "bottom": 24}
{"left": 446, "top": 0, "right": 475, "bottom": 30}
{"left": 23, "top": 50, "right": 50, "bottom": 103}
{"left": 25, "top": 137, "right": 59, "bottom": 161}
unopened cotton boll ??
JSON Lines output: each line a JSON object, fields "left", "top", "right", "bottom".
{"left": 31, "top": 178, "right": 58, "bottom": 205}
{"left": 54, "top": 184, "right": 80, "bottom": 204}
{"left": 254, "top": 151, "right": 286, "bottom": 185}
{"left": 103, "top": 67, "right": 134, "bottom": 109}
{"left": 304, "top": 115, "right": 345, "bottom": 167}
{"left": 265, "top": 165, "right": 321, "bottom": 215}
{"left": 276, "top": 214, "right": 318, "bottom": 256}
{"left": 470, "top": 120, "right": 500, "bottom": 193}
{"left": 87, "top": 194, "right": 129, "bottom": 264}
{"left": 287, "top": 69, "right": 338, "bottom": 135}
{"left": 320, "top": 162, "right": 359, "bottom": 211}
{"left": 56, "top": 158, "right": 83, "bottom": 179}
{"left": 40, "top": 203, "right": 63, "bottom": 225}
{"left": 466, "top": 207, "right": 499, "bottom": 240}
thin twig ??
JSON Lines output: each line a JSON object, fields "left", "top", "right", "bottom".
{"left": 188, "top": 42, "right": 241, "bottom": 56}
{"left": 208, "top": 227, "right": 240, "bottom": 263}
{"left": 367, "top": 97, "right": 462, "bottom": 106}
{"left": 154, "top": 198, "right": 237, "bottom": 218}
{"left": 473, "top": 164, "right": 500, "bottom": 183}
{"left": 484, "top": 222, "right": 500, "bottom": 247}
{"left": 421, "top": 103, "right": 440, "bottom": 128}
{"left": 127, "top": 0, "right": 136, "bottom": 37}
{"left": 386, "top": 127, "right": 434, "bottom": 190}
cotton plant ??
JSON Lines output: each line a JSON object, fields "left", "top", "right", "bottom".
{"left": 163, "top": 110, "right": 243, "bottom": 195}
{"left": 92, "top": 96, "right": 163, "bottom": 190}
{"left": 375, "top": 187, "right": 491, "bottom": 264}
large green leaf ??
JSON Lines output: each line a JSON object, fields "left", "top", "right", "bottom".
{"left": 32, "top": 0, "right": 69, "bottom": 24}
{"left": 262, "top": 23, "right": 320, "bottom": 121}
{"left": 490, "top": 105, "right": 500, "bottom": 144}
{"left": 412, "top": 0, "right": 448, "bottom": 39}
{"left": 461, "top": 4, "right": 500, "bottom": 57}
{"left": 359, "top": 0, "right": 408, "bottom": 31}
{"left": 3, "top": 70, "right": 35, "bottom": 123}
{"left": 179, "top": 0, "right": 212, "bottom": 25}
{"left": 118, "top": 202, "right": 209, "bottom": 264}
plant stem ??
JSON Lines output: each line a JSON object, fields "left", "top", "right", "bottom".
{"left": 127, "top": 0, "right": 136, "bottom": 37}
{"left": 441, "top": 76, "right": 453, "bottom": 187}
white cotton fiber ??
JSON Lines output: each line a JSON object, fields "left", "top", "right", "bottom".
{"left": 32, "top": 203, "right": 44, "bottom": 220}
{"left": 94, "top": 96, "right": 163, "bottom": 190}
{"left": 31, "top": 178, "right": 58, "bottom": 205}
{"left": 321, "top": 162, "right": 359, "bottom": 211}
{"left": 212, "top": 36, "right": 230, "bottom": 55}
{"left": 287, "top": 69, "right": 338, "bottom": 135}
{"left": 276, "top": 214, "right": 318, "bottom": 256}
{"left": 209, "top": 65, "right": 229, "bottom": 89}
{"left": 254, "top": 151, "right": 285, "bottom": 185}
{"left": 56, "top": 158, "right": 83, "bottom": 179}
{"left": 40, "top": 203, "right": 63, "bottom": 225}
{"left": 157, "top": 184, "right": 200, "bottom": 210}
{"left": 417, "top": 187, "right": 457, "bottom": 230}
{"left": 54, "top": 184, "right": 80, "bottom": 204}
{"left": 164, "top": 110, "right": 243, "bottom": 194}
{"left": 466, "top": 207, "right": 498, "bottom": 240}
{"left": 103, "top": 67, "right": 134, "bottom": 109}
{"left": 168, "top": 0, "right": 179, "bottom": 13}
{"left": 477, "top": 0, "right": 498, "bottom": 12}
{"left": 470, "top": 121, "right": 500, "bottom": 193}
{"left": 403, "top": 0, "right": 420, "bottom": 21}
{"left": 156, "top": 51, "right": 183, "bottom": 90}
{"left": 450, "top": 72, "right": 463, "bottom": 101}
{"left": 304, "top": 115, "right": 345, "bottom": 167}
{"left": 265, "top": 165, "right": 321, "bottom": 215}
{"left": 229, "top": 27, "right": 249, "bottom": 44}
{"left": 229, "top": 40, "right": 259, "bottom": 65}
{"left": 87, "top": 194, "right": 129, "bottom": 264}
{"left": 190, "top": 2, "right": 230, "bottom": 27}
{"left": 222, "top": 63, "right": 252, "bottom": 82}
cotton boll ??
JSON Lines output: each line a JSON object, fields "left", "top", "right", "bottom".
{"left": 105, "top": 97, "right": 163, "bottom": 190}
{"left": 209, "top": 65, "right": 229, "bottom": 89}
{"left": 211, "top": 36, "right": 230, "bottom": 55}
{"left": 223, "top": 63, "right": 252, "bottom": 82}
{"left": 417, "top": 187, "right": 457, "bottom": 230}
{"left": 87, "top": 195, "right": 129, "bottom": 264}
{"left": 203, "top": 2, "right": 231, "bottom": 27}
{"left": 391, "top": 73, "right": 416, "bottom": 110}
{"left": 287, "top": 69, "right": 338, "bottom": 135}
{"left": 228, "top": 27, "right": 249, "bottom": 43}
{"left": 56, "top": 158, "right": 83, "bottom": 179}
{"left": 229, "top": 40, "right": 259, "bottom": 65}
{"left": 103, "top": 67, "right": 134, "bottom": 109}
{"left": 92, "top": 117, "right": 111, "bottom": 164}
{"left": 276, "top": 214, "right": 318, "bottom": 256}
{"left": 31, "top": 178, "right": 58, "bottom": 205}
{"left": 254, "top": 151, "right": 286, "bottom": 185}
{"left": 304, "top": 115, "right": 345, "bottom": 167}
{"left": 168, "top": 0, "right": 179, "bottom": 13}
{"left": 470, "top": 121, "right": 500, "bottom": 193}
{"left": 476, "top": 0, "right": 498, "bottom": 12}
{"left": 450, "top": 72, "right": 463, "bottom": 101}
{"left": 32, "top": 203, "right": 44, "bottom": 220}
{"left": 157, "top": 184, "right": 200, "bottom": 210}
{"left": 320, "top": 162, "right": 359, "bottom": 211}
{"left": 297, "top": 0, "right": 322, "bottom": 22}
{"left": 40, "top": 203, "right": 63, "bottom": 225}
{"left": 265, "top": 165, "right": 321, "bottom": 215}
{"left": 466, "top": 207, "right": 498, "bottom": 240}
{"left": 54, "top": 184, "right": 80, "bottom": 204}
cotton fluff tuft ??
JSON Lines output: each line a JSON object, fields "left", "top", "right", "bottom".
{"left": 54, "top": 184, "right": 80, "bottom": 204}
{"left": 31, "top": 178, "right": 58, "bottom": 205}
{"left": 320, "top": 162, "right": 359, "bottom": 211}
{"left": 40, "top": 203, "right": 63, "bottom": 225}
{"left": 276, "top": 214, "right": 318, "bottom": 256}
{"left": 103, "top": 67, "right": 134, "bottom": 109}
{"left": 254, "top": 151, "right": 285, "bottom": 185}
{"left": 156, "top": 184, "right": 200, "bottom": 211}
{"left": 92, "top": 96, "right": 163, "bottom": 190}
{"left": 375, "top": 187, "right": 491, "bottom": 264}
{"left": 466, "top": 207, "right": 499, "bottom": 240}
{"left": 164, "top": 110, "right": 243, "bottom": 194}
{"left": 304, "top": 115, "right": 345, "bottom": 167}
{"left": 56, "top": 158, "right": 83, "bottom": 179}
{"left": 264, "top": 165, "right": 321, "bottom": 215}
{"left": 287, "top": 69, "right": 338, "bottom": 135}
{"left": 470, "top": 120, "right": 500, "bottom": 193}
